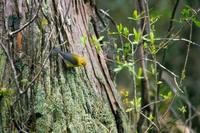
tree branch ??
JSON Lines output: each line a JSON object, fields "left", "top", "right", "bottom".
{"left": 0, "top": 41, "right": 20, "bottom": 91}
{"left": 136, "top": 0, "right": 151, "bottom": 132}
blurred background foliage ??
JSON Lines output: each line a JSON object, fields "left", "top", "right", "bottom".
{"left": 96, "top": 0, "right": 200, "bottom": 132}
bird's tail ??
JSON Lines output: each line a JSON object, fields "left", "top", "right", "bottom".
{"left": 52, "top": 47, "right": 61, "bottom": 55}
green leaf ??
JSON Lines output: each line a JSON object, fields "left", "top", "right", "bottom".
{"left": 150, "top": 45, "right": 156, "bottom": 54}
{"left": 192, "top": 18, "right": 200, "bottom": 27}
{"left": 181, "top": 6, "right": 192, "bottom": 19}
{"left": 128, "top": 9, "right": 141, "bottom": 21}
{"left": 178, "top": 106, "right": 187, "bottom": 114}
{"left": 143, "top": 42, "right": 148, "bottom": 48}
{"left": 116, "top": 54, "right": 120, "bottom": 63}
{"left": 123, "top": 43, "right": 131, "bottom": 56}
{"left": 133, "top": 28, "right": 141, "bottom": 44}
{"left": 161, "top": 91, "right": 173, "bottom": 100}
{"left": 133, "top": 10, "right": 140, "bottom": 20}
{"left": 133, "top": 10, "right": 138, "bottom": 19}
{"left": 123, "top": 27, "right": 129, "bottom": 36}
{"left": 80, "top": 34, "right": 87, "bottom": 46}
{"left": 150, "top": 16, "right": 160, "bottom": 24}
{"left": 97, "top": 36, "right": 104, "bottom": 42}
{"left": 113, "top": 66, "right": 123, "bottom": 73}
{"left": 137, "top": 67, "right": 143, "bottom": 79}
{"left": 130, "top": 97, "right": 141, "bottom": 111}
{"left": 148, "top": 114, "right": 154, "bottom": 121}
{"left": 91, "top": 35, "right": 103, "bottom": 53}
{"left": 149, "top": 32, "right": 155, "bottom": 44}
{"left": 117, "top": 23, "right": 123, "bottom": 33}
{"left": 126, "top": 108, "right": 133, "bottom": 112}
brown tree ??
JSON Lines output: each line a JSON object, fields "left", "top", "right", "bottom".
{"left": 0, "top": 0, "right": 129, "bottom": 132}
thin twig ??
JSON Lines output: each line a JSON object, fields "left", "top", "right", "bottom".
{"left": 99, "top": 9, "right": 124, "bottom": 55}
{"left": 160, "top": 94, "right": 177, "bottom": 122}
{"left": 147, "top": 94, "right": 177, "bottom": 132}
{"left": 12, "top": 25, "right": 55, "bottom": 106}
{"left": 12, "top": 48, "right": 52, "bottom": 106}
{"left": 180, "top": 23, "right": 193, "bottom": 86}
{"left": 141, "top": 100, "right": 164, "bottom": 111}
{"left": 138, "top": 111, "right": 160, "bottom": 132}
{"left": 155, "top": 37, "right": 200, "bottom": 48}
{"left": 155, "top": 1, "right": 180, "bottom": 129}
{"left": 11, "top": 21, "right": 55, "bottom": 106}
{"left": 130, "top": 57, "right": 179, "bottom": 81}
{"left": 0, "top": 41, "right": 20, "bottom": 91}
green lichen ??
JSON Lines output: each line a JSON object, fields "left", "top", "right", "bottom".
{"left": 35, "top": 67, "right": 118, "bottom": 133}
{"left": 0, "top": 49, "right": 6, "bottom": 82}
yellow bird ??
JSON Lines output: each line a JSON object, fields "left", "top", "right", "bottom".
{"left": 52, "top": 48, "right": 86, "bottom": 68}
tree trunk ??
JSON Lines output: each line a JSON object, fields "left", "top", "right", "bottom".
{"left": 0, "top": 0, "right": 129, "bottom": 132}
{"left": 135, "top": 0, "right": 151, "bottom": 132}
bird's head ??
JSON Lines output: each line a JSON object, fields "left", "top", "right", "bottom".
{"left": 79, "top": 57, "right": 87, "bottom": 66}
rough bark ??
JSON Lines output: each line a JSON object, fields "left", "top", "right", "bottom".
{"left": 0, "top": 0, "right": 129, "bottom": 132}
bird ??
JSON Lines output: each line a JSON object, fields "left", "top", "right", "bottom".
{"left": 52, "top": 47, "right": 86, "bottom": 68}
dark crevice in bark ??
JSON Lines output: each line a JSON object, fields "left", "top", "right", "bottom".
{"left": 52, "top": 0, "right": 62, "bottom": 45}
{"left": 84, "top": 0, "right": 91, "bottom": 4}
{"left": 99, "top": 56, "right": 124, "bottom": 133}
{"left": 90, "top": 12, "right": 125, "bottom": 133}
{"left": 74, "top": 0, "right": 79, "bottom": 15}
{"left": 79, "top": 1, "right": 88, "bottom": 31}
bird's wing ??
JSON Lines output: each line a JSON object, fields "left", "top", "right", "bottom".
{"left": 60, "top": 52, "right": 78, "bottom": 66}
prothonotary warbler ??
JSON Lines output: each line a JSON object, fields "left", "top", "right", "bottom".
{"left": 52, "top": 48, "right": 86, "bottom": 68}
